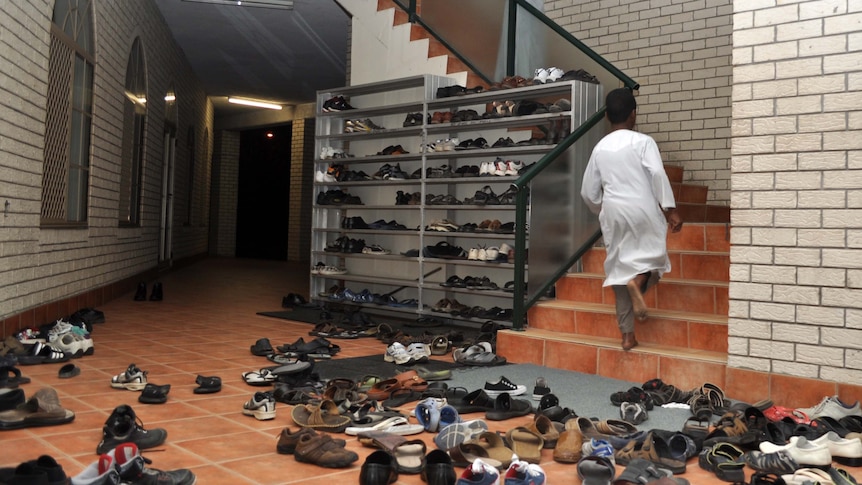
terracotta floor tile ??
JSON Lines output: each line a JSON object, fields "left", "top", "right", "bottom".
{"left": 0, "top": 258, "right": 787, "bottom": 485}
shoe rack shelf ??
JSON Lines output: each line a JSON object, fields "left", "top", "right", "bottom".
{"left": 311, "top": 74, "right": 602, "bottom": 326}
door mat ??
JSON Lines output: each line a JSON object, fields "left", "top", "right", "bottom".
{"left": 312, "top": 354, "right": 463, "bottom": 383}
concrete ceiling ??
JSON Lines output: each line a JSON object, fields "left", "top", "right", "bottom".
{"left": 153, "top": 0, "right": 350, "bottom": 117}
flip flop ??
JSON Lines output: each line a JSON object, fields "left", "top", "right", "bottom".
{"left": 58, "top": 363, "right": 80, "bottom": 379}
{"left": 393, "top": 439, "right": 426, "bottom": 474}
{"left": 138, "top": 384, "right": 170, "bottom": 404}
{"left": 506, "top": 427, "right": 544, "bottom": 464}
{"left": 577, "top": 455, "right": 616, "bottom": 485}
{"left": 242, "top": 368, "right": 277, "bottom": 386}
{"left": 345, "top": 416, "right": 409, "bottom": 436}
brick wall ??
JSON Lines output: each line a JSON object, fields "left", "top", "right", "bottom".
{"left": 729, "top": 0, "right": 862, "bottom": 385}
{"left": 0, "top": 2, "right": 212, "bottom": 327}
{"left": 288, "top": 119, "right": 315, "bottom": 262}
{"left": 544, "top": 0, "right": 733, "bottom": 204}
{"left": 209, "top": 131, "right": 240, "bottom": 257}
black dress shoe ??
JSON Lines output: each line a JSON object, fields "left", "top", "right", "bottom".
{"left": 360, "top": 450, "right": 398, "bottom": 485}
{"left": 422, "top": 450, "right": 456, "bottom": 485}
{"left": 133, "top": 282, "right": 147, "bottom": 301}
{"left": 149, "top": 282, "right": 163, "bottom": 301}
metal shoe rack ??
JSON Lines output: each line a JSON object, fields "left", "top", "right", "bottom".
{"left": 311, "top": 74, "right": 601, "bottom": 326}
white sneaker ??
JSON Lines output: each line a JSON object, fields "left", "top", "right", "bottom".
{"left": 110, "top": 363, "right": 148, "bottom": 391}
{"left": 759, "top": 436, "right": 832, "bottom": 468}
{"left": 533, "top": 68, "right": 550, "bottom": 84}
{"left": 315, "top": 171, "right": 337, "bottom": 183}
{"left": 406, "top": 343, "right": 430, "bottom": 363}
{"left": 484, "top": 247, "right": 500, "bottom": 261}
{"left": 505, "top": 161, "right": 525, "bottom": 176}
{"left": 479, "top": 161, "right": 493, "bottom": 176}
{"left": 547, "top": 67, "right": 564, "bottom": 82}
{"left": 50, "top": 332, "right": 83, "bottom": 358}
{"left": 242, "top": 392, "right": 276, "bottom": 420}
{"left": 468, "top": 248, "right": 480, "bottom": 260}
{"left": 493, "top": 160, "right": 508, "bottom": 176}
{"left": 384, "top": 342, "right": 413, "bottom": 365}
{"left": 797, "top": 396, "right": 862, "bottom": 420}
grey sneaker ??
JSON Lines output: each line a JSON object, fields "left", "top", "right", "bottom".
{"left": 797, "top": 395, "right": 862, "bottom": 421}
{"left": 109, "top": 442, "right": 195, "bottom": 484}
{"left": 96, "top": 405, "right": 167, "bottom": 454}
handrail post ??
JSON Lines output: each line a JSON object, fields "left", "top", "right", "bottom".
{"left": 512, "top": 187, "right": 529, "bottom": 330}
{"left": 408, "top": 0, "right": 417, "bottom": 22}
{"left": 506, "top": 0, "right": 517, "bottom": 77}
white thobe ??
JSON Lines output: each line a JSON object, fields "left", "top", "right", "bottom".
{"left": 580, "top": 129, "right": 676, "bottom": 286}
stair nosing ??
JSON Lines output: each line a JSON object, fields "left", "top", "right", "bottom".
{"left": 533, "top": 299, "right": 728, "bottom": 324}
{"left": 502, "top": 328, "right": 727, "bottom": 364}
{"left": 563, "top": 272, "right": 729, "bottom": 287}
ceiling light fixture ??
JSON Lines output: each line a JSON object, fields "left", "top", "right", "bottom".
{"left": 227, "top": 97, "right": 283, "bottom": 110}
{"left": 181, "top": 0, "right": 294, "bottom": 10}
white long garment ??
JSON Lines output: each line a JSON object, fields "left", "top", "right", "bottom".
{"left": 580, "top": 129, "right": 676, "bottom": 286}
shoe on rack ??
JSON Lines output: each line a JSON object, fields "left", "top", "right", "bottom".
{"left": 243, "top": 392, "right": 276, "bottom": 420}
{"left": 97, "top": 404, "right": 168, "bottom": 454}
{"left": 109, "top": 442, "right": 195, "bottom": 484}
{"left": 110, "top": 363, "right": 148, "bottom": 391}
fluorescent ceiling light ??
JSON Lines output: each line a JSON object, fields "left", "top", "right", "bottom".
{"left": 228, "top": 97, "right": 283, "bottom": 110}
{"left": 164, "top": 95, "right": 176, "bottom": 102}
{"left": 181, "top": 0, "right": 294, "bottom": 9}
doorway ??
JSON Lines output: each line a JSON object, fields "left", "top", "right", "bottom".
{"left": 236, "top": 125, "right": 292, "bottom": 260}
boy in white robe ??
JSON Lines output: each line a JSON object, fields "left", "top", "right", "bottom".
{"left": 580, "top": 88, "right": 683, "bottom": 351}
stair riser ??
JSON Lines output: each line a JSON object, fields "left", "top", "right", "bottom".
{"left": 527, "top": 305, "right": 727, "bottom": 353}
{"left": 673, "top": 183, "right": 709, "bottom": 204}
{"left": 556, "top": 276, "right": 727, "bottom": 315}
{"left": 497, "top": 331, "right": 727, "bottom": 389}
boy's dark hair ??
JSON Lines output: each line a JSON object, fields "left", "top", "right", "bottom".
{"left": 606, "top": 88, "right": 636, "bottom": 124}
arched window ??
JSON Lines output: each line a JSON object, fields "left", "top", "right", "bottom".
{"left": 42, "top": 0, "right": 95, "bottom": 224}
{"left": 119, "top": 38, "right": 148, "bottom": 226}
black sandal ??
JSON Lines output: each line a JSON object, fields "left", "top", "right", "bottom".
{"left": 194, "top": 375, "right": 221, "bottom": 394}
{"left": 138, "top": 383, "right": 171, "bottom": 404}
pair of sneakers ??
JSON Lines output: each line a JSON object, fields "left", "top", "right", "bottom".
{"left": 74, "top": 442, "right": 194, "bottom": 485}
{"left": 384, "top": 342, "right": 429, "bottom": 365}
{"left": 457, "top": 458, "right": 546, "bottom": 485}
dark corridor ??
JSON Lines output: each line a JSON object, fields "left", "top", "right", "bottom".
{"left": 236, "top": 125, "right": 292, "bottom": 260}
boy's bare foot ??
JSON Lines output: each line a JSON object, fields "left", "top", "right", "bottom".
{"left": 626, "top": 279, "right": 648, "bottom": 320}
{"left": 622, "top": 332, "right": 638, "bottom": 351}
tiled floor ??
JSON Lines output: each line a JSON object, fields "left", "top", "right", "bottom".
{"left": 0, "top": 258, "right": 813, "bottom": 483}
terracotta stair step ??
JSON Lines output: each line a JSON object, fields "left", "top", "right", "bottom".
{"left": 579, "top": 250, "right": 730, "bottom": 282}
{"left": 664, "top": 164, "right": 683, "bottom": 183}
{"left": 527, "top": 301, "right": 728, "bottom": 353}
{"left": 558, "top": 271, "right": 729, "bottom": 300}
{"left": 495, "top": 328, "right": 728, "bottom": 389}
{"left": 678, "top": 203, "right": 730, "bottom": 223}
{"left": 531, "top": 299, "right": 728, "bottom": 325}
{"left": 672, "top": 182, "right": 708, "bottom": 204}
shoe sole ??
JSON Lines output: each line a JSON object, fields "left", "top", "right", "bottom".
{"left": 484, "top": 387, "right": 526, "bottom": 397}
{"left": 243, "top": 408, "right": 276, "bottom": 420}
{"left": 433, "top": 420, "right": 489, "bottom": 451}
{"left": 111, "top": 381, "right": 147, "bottom": 391}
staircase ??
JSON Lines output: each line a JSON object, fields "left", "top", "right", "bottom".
{"left": 497, "top": 164, "right": 732, "bottom": 391}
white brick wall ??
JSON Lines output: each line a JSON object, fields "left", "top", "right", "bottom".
{"left": 545, "top": 0, "right": 733, "bottom": 203}
{"left": 0, "top": 2, "right": 212, "bottom": 321}
{"left": 731, "top": 0, "right": 862, "bottom": 385}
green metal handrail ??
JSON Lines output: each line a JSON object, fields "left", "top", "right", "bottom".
{"left": 388, "top": 0, "right": 639, "bottom": 330}
{"left": 509, "top": 108, "right": 607, "bottom": 329}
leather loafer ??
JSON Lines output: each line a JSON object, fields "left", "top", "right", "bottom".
{"left": 422, "top": 449, "right": 456, "bottom": 485}
{"left": 360, "top": 450, "right": 398, "bottom": 485}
